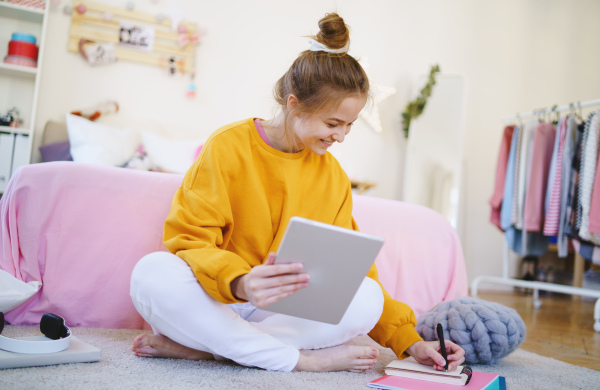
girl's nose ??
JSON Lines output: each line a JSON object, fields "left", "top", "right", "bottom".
{"left": 332, "top": 129, "right": 346, "bottom": 143}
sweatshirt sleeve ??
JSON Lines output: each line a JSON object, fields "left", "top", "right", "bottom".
{"left": 333, "top": 180, "right": 423, "bottom": 359}
{"left": 366, "top": 265, "right": 423, "bottom": 358}
{"left": 163, "top": 138, "right": 251, "bottom": 304}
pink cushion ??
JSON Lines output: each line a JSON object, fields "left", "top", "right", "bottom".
{"left": 353, "top": 196, "right": 468, "bottom": 318}
{"left": 1, "top": 162, "right": 467, "bottom": 328}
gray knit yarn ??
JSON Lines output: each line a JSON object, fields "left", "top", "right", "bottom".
{"left": 415, "top": 296, "right": 526, "bottom": 365}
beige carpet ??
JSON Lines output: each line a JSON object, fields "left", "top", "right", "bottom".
{"left": 0, "top": 325, "right": 598, "bottom": 389}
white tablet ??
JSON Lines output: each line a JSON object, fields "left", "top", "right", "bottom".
{"left": 264, "top": 216, "right": 384, "bottom": 325}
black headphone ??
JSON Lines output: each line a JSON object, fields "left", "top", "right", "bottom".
{"left": 0, "top": 312, "right": 71, "bottom": 354}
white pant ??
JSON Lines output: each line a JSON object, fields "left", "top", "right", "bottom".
{"left": 130, "top": 252, "right": 384, "bottom": 371}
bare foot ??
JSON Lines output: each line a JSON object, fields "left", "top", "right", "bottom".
{"left": 131, "top": 333, "right": 213, "bottom": 361}
{"left": 294, "top": 344, "right": 379, "bottom": 373}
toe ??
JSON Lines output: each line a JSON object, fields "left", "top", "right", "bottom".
{"left": 371, "top": 347, "right": 380, "bottom": 358}
{"left": 133, "top": 334, "right": 148, "bottom": 348}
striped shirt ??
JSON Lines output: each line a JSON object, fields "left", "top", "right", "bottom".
{"left": 543, "top": 118, "right": 567, "bottom": 235}
{"left": 577, "top": 112, "right": 600, "bottom": 240}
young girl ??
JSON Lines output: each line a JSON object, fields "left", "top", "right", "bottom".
{"left": 130, "top": 13, "right": 465, "bottom": 373}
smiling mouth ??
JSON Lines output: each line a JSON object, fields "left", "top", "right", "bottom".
{"left": 321, "top": 140, "right": 333, "bottom": 146}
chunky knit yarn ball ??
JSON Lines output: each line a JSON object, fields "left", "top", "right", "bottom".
{"left": 415, "top": 297, "right": 526, "bottom": 365}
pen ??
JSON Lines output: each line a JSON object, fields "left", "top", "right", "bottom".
{"left": 436, "top": 323, "right": 449, "bottom": 372}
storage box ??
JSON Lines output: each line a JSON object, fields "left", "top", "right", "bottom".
{"left": 6, "top": 0, "right": 46, "bottom": 10}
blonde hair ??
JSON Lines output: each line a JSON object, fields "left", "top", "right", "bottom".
{"left": 273, "top": 13, "right": 370, "bottom": 151}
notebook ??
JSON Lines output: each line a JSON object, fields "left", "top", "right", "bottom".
{"left": 384, "top": 356, "right": 471, "bottom": 385}
{"left": 0, "top": 336, "right": 100, "bottom": 369}
{"left": 368, "top": 371, "right": 505, "bottom": 390}
{"left": 368, "top": 357, "right": 505, "bottom": 390}
{"left": 264, "top": 216, "right": 384, "bottom": 324}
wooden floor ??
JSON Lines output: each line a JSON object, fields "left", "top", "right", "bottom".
{"left": 478, "top": 290, "right": 600, "bottom": 371}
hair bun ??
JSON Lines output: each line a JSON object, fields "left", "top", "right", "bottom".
{"left": 315, "top": 13, "right": 349, "bottom": 50}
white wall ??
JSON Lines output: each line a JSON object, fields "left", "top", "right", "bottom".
{"left": 403, "top": 75, "right": 466, "bottom": 228}
{"left": 34, "top": 0, "right": 600, "bottom": 286}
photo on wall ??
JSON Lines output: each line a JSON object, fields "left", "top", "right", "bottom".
{"left": 118, "top": 25, "right": 155, "bottom": 52}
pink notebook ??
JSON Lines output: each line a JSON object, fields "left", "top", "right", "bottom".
{"left": 368, "top": 371, "right": 503, "bottom": 390}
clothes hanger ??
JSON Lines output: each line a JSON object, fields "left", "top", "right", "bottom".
{"left": 569, "top": 102, "right": 579, "bottom": 123}
{"left": 536, "top": 107, "right": 546, "bottom": 123}
{"left": 576, "top": 101, "right": 584, "bottom": 123}
{"left": 550, "top": 104, "right": 559, "bottom": 125}
{"left": 515, "top": 113, "right": 523, "bottom": 129}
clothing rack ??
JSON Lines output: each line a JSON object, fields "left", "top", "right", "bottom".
{"left": 501, "top": 98, "right": 600, "bottom": 123}
{"left": 471, "top": 98, "right": 600, "bottom": 333}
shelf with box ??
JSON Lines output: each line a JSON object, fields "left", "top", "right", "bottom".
{"left": 0, "top": 0, "right": 49, "bottom": 193}
{"left": 0, "top": 1, "right": 45, "bottom": 22}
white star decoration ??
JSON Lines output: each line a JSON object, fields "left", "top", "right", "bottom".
{"left": 360, "top": 84, "right": 396, "bottom": 133}
{"left": 358, "top": 57, "right": 396, "bottom": 133}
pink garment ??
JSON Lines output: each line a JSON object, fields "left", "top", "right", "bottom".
{"left": 1, "top": 162, "right": 467, "bottom": 328}
{"left": 589, "top": 153, "right": 600, "bottom": 234}
{"left": 254, "top": 118, "right": 272, "bottom": 147}
{"left": 524, "top": 123, "right": 556, "bottom": 232}
{"left": 193, "top": 143, "right": 204, "bottom": 160}
{"left": 489, "top": 126, "right": 514, "bottom": 231}
{"left": 543, "top": 119, "right": 567, "bottom": 235}
{"left": 353, "top": 196, "right": 468, "bottom": 318}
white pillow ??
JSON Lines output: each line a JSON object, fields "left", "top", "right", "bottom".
{"left": 141, "top": 131, "right": 203, "bottom": 174}
{"left": 66, "top": 113, "right": 140, "bottom": 166}
{"left": 0, "top": 270, "right": 41, "bottom": 313}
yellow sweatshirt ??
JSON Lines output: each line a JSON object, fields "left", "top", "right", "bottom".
{"left": 163, "top": 118, "right": 423, "bottom": 357}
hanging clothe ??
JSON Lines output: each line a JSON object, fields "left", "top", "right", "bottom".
{"left": 489, "top": 125, "right": 514, "bottom": 231}
{"left": 564, "top": 111, "right": 600, "bottom": 263}
{"left": 499, "top": 125, "right": 549, "bottom": 256}
{"left": 491, "top": 108, "right": 600, "bottom": 262}
{"left": 589, "top": 153, "right": 600, "bottom": 238}
{"left": 500, "top": 126, "right": 519, "bottom": 231}
{"left": 564, "top": 119, "right": 586, "bottom": 240}
{"left": 513, "top": 120, "right": 537, "bottom": 229}
{"left": 543, "top": 117, "right": 567, "bottom": 236}
{"left": 509, "top": 121, "right": 525, "bottom": 227}
{"left": 524, "top": 122, "right": 556, "bottom": 232}
{"left": 556, "top": 116, "right": 578, "bottom": 257}
{"left": 577, "top": 113, "right": 600, "bottom": 242}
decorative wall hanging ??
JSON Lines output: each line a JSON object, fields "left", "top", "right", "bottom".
{"left": 68, "top": 0, "right": 200, "bottom": 74}
{"left": 401, "top": 64, "right": 440, "bottom": 139}
{"left": 78, "top": 39, "right": 117, "bottom": 66}
{"left": 360, "top": 84, "right": 396, "bottom": 134}
{"left": 118, "top": 24, "right": 155, "bottom": 51}
{"left": 186, "top": 72, "right": 196, "bottom": 98}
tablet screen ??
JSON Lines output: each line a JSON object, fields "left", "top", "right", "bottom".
{"left": 264, "top": 216, "right": 384, "bottom": 324}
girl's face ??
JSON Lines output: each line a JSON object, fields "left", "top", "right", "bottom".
{"left": 291, "top": 95, "right": 366, "bottom": 155}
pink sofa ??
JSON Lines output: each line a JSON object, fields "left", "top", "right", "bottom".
{"left": 0, "top": 162, "right": 467, "bottom": 329}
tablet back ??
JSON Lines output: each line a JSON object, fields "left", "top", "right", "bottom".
{"left": 264, "top": 217, "right": 384, "bottom": 324}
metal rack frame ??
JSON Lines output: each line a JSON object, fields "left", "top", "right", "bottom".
{"left": 472, "top": 98, "right": 600, "bottom": 332}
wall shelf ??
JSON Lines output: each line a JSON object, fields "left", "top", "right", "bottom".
{"left": 0, "top": 2, "right": 45, "bottom": 23}
{"left": 0, "top": 2, "right": 49, "bottom": 194}
{"left": 0, "top": 125, "right": 30, "bottom": 135}
{"left": 0, "top": 62, "right": 38, "bottom": 78}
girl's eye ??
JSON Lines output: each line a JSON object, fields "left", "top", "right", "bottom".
{"left": 326, "top": 123, "right": 337, "bottom": 128}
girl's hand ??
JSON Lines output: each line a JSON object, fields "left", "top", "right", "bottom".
{"left": 231, "top": 252, "right": 310, "bottom": 308}
{"left": 405, "top": 340, "right": 466, "bottom": 372}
